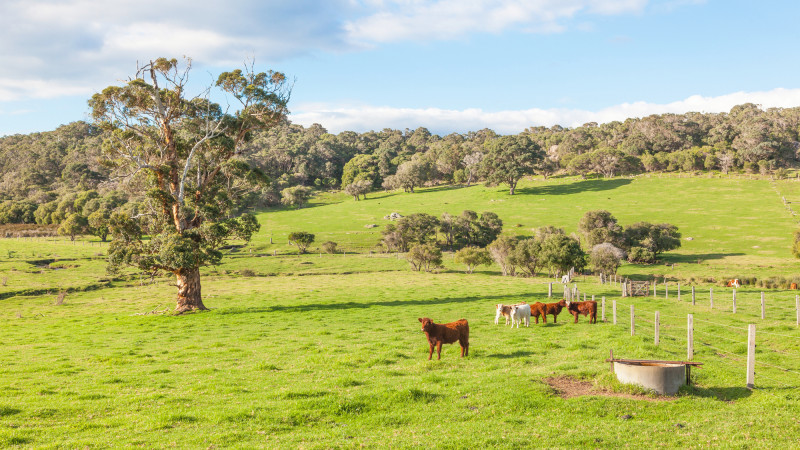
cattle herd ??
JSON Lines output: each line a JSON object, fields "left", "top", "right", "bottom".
{"left": 418, "top": 297, "right": 597, "bottom": 359}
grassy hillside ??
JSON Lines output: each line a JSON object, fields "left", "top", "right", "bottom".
{"left": 1, "top": 175, "right": 799, "bottom": 447}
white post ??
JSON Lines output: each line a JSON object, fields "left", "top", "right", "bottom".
{"left": 630, "top": 304, "right": 635, "bottom": 336}
{"left": 796, "top": 295, "right": 799, "bottom": 327}
{"left": 548, "top": 283, "right": 552, "bottom": 298}
{"left": 710, "top": 287, "right": 714, "bottom": 309}
{"left": 733, "top": 289, "right": 737, "bottom": 314}
{"left": 602, "top": 297, "right": 606, "bottom": 322}
{"left": 761, "top": 292, "right": 765, "bottom": 319}
{"left": 613, "top": 300, "right": 617, "bottom": 325}
{"left": 692, "top": 286, "right": 696, "bottom": 305}
{"left": 653, "top": 281, "right": 657, "bottom": 298}
{"left": 655, "top": 311, "right": 660, "bottom": 345}
{"left": 584, "top": 293, "right": 586, "bottom": 301}
{"left": 746, "top": 324, "right": 756, "bottom": 389}
{"left": 665, "top": 282, "right": 668, "bottom": 299}
{"left": 687, "top": 314, "right": 693, "bottom": 360}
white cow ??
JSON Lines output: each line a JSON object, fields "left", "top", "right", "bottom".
{"left": 495, "top": 304, "right": 512, "bottom": 325}
{"left": 510, "top": 303, "right": 531, "bottom": 328}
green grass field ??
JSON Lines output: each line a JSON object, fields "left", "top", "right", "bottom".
{"left": 2, "top": 175, "right": 800, "bottom": 448}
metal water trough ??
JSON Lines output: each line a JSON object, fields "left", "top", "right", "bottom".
{"left": 606, "top": 352, "right": 702, "bottom": 395}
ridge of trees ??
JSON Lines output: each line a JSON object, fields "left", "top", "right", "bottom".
{"left": 1, "top": 103, "right": 799, "bottom": 227}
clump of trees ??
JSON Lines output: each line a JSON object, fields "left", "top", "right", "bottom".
{"left": 288, "top": 231, "right": 315, "bottom": 254}
{"left": 407, "top": 244, "right": 442, "bottom": 272}
{"left": 380, "top": 210, "right": 503, "bottom": 252}
{"left": 453, "top": 247, "right": 492, "bottom": 273}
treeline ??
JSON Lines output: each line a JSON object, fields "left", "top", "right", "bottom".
{"left": 1, "top": 103, "right": 798, "bottom": 227}
{"left": 373, "top": 209, "right": 680, "bottom": 275}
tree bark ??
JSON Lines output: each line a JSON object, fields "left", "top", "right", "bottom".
{"left": 175, "top": 267, "right": 207, "bottom": 313}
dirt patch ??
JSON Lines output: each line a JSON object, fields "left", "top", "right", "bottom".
{"left": 543, "top": 376, "right": 674, "bottom": 402}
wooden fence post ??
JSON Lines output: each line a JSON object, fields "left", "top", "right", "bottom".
{"left": 653, "top": 281, "right": 657, "bottom": 298}
{"left": 548, "top": 283, "right": 552, "bottom": 298}
{"left": 692, "top": 286, "right": 696, "bottom": 305}
{"left": 747, "top": 324, "right": 756, "bottom": 389}
{"left": 761, "top": 292, "right": 765, "bottom": 319}
{"left": 796, "top": 295, "right": 799, "bottom": 327}
{"left": 630, "top": 305, "right": 635, "bottom": 336}
{"left": 733, "top": 289, "right": 737, "bottom": 314}
{"left": 665, "top": 282, "right": 668, "bottom": 299}
{"left": 710, "top": 287, "right": 714, "bottom": 309}
{"left": 602, "top": 297, "right": 606, "bottom": 322}
{"left": 655, "top": 311, "right": 660, "bottom": 345}
{"left": 687, "top": 314, "right": 693, "bottom": 360}
{"left": 613, "top": 300, "right": 617, "bottom": 325}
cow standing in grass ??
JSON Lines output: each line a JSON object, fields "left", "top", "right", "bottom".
{"left": 418, "top": 318, "right": 469, "bottom": 360}
{"left": 566, "top": 300, "right": 597, "bottom": 324}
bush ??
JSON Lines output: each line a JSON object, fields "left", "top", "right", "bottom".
{"left": 288, "top": 231, "right": 315, "bottom": 254}
{"left": 407, "top": 244, "right": 443, "bottom": 272}
{"left": 627, "top": 246, "right": 655, "bottom": 264}
{"left": 590, "top": 243, "right": 625, "bottom": 274}
{"left": 322, "top": 241, "right": 338, "bottom": 254}
{"left": 454, "top": 247, "right": 492, "bottom": 274}
{"left": 240, "top": 269, "right": 256, "bottom": 277}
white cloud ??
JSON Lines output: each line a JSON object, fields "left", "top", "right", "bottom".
{"left": 345, "top": 0, "right": 647, "bottom": 43}
{"left": 0, "top": 0, "right": 352, "bottom": 100}
{"left": 289, "top": 88, "right": 800, "bottom": 134}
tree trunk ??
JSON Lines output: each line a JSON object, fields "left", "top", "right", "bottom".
{"left": 175, "top": 267, "right": 207, "bottom": 313}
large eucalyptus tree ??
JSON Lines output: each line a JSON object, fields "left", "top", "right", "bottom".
{"left": 89, "top": 58, "right": 290, "bottom": 312}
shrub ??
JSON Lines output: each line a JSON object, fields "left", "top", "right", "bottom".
{"left": 288, "top": 231, "right": 315, "bottom": 254}
{"left": 407, "top": 244, "right": 442, "bottom": 272}
{"left": 454, "top": 247, "right": 492, "bottom": 274}
{"left": 590, "top": 243, "right": 625, "bottom": 274}
{"left": 627, "top": 246, "right": 655, "bottom": 264}
{"left": 240, "top": 269, "right": 256, "bottom": 277}
{"left": 322, "top": 241, "right": 338, "bottom": 254}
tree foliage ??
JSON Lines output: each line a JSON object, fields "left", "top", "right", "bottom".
{"left": 288, "top": 231, "right": 315, "bottom": 254}
{"left": 453, "top": 247, "right": 492, "bottom": 274}
{"left": 90, "top": 57, "right": 287, "bottom": 312}
{"left": 481, "top": 134, "right": 544, "bottom": 195}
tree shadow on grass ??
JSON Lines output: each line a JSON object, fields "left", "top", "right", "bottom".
{"left": 515, "top": 178, "right": 633, "bottom": 196}
{"left": 661, "top": 253, "right": 746, "bottom": 264}
{"left": 214, "top": 293, "right": 537, "bottom": 315}
{"left": 484, "top": 350, "right": 536, "bottom": 359}
{"left": 681, "top": 385, "right": 752, "bottom": 401}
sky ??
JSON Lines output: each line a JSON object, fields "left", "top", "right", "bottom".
{"left": 2, "top": 0, "right": 800, "bottom": 137}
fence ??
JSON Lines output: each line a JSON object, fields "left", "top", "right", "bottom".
{"left": 599, "top": 289, "right": 800, "bottom": 393}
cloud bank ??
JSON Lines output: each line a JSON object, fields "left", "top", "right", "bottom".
{"left": 290, "top": 88, "right": 800, "bottom": 134}
{"left": 0, "top": 0, "right": 655, "bottom": 102}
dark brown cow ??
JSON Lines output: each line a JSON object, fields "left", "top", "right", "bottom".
{"left": 530, "top": 302, "right": 547, "bottom": 324}
{"left": 418, "top": 318, "right": 469, "bottom": 360}
{"left": 542, "top": 299, "right": 567, "bottom": 323}
{"left": 566, "top": 300, "right": 597, "bottom": 324}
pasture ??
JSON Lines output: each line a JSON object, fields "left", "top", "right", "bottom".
{"left": 2, "top": 175, "right": 800, "bottom": 448}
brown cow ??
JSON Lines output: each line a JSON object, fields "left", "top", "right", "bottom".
{"left": 566, "top": 300, "right": 597, "bottom": 324}
{"left": 542, "top": 299, "right": 567, "bottom": 323}
{"left": 418, "top": 318, "right": 469, "bottom": 360}
{"left": 530, "top": 302, "right": 547, "bottom": 324}
{"left": 726, "top": 279, "right": 741, "bottom": 288}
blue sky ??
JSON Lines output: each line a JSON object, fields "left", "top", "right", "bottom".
{"left": 2, "top": 0, "right": 800, "bottom": 136}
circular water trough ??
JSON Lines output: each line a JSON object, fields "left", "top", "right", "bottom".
{"left": 607, "top": 356, "right": 702, "bottom": 396}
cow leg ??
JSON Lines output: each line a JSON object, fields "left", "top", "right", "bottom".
{"left": 436, "top": 342, "right": 442, "bottom": 360}
{"left": 428, "top": 343, "right": 434, "bottom": 360}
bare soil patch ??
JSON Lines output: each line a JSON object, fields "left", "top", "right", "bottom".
{"left": 543, "top": 376, "right": 674, "bottom": 402}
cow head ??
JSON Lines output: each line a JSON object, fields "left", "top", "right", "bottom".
{"left": 565, "top": 299, "right": 572, "bottom": 307}
{"left": 418, "top": 317, "right": 434, "bottom": 332}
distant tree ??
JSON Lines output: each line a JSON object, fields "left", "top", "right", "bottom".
{"left": 381, "top": 213, "right": 440, "bottom": 252}
{"left": 454, "top": 247, "right": 492, "bottom": 274}
{"left": 627, "top": 246, "right": 656, "bottom": 264}
{"left": 407, "top": 244, "right": 443, "bottom": 272}
{"left": 462, "top": 151, "right": 484, "bottom": 186}
{"left": 623, "top": 222, "right": 682, "bottom": 256}
{"left": 481, "top": 134, "right": 544, "bottom": 194}
{"left": 488, "top": 235, "right": 518, "bottom": 276}
{"left": 590, "top": 243, "right": 625, "bottom": 274}
{"left": 578, "top": 210, "right": 623, "bottom": 247}
{"left": 280, "top": 185, "right": 312, "bottom": 207}
{"left": 341, "top": 154, "right": 379, "bottom": 188}
{"left": 384, "top": 154, "right": 432, "bottom": 193}
{"left": 288, "top": 231, "right": 315, "bottom": 254}
{"left": 0, "top": 201, "right": 36, "bottom": 224}
{"left": 87, "top": 210, "right": 111, "bottom": 241}
{"left": 718, "top": 152, "right": 735, "bottom": 174}
{"left": 344, "top": 179, "right": 371, "bottom": 200}
{"left": 513, "top": 238, "right": 544, "bottom": 277}
{"left": 58, "top": 213, "right": 88, "bottom": 241}
{"left": 541, "top": 233, "right": 585, "bottom": 277}
{"left": 322, "top": 241, "right": 338, "bottom": 254}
